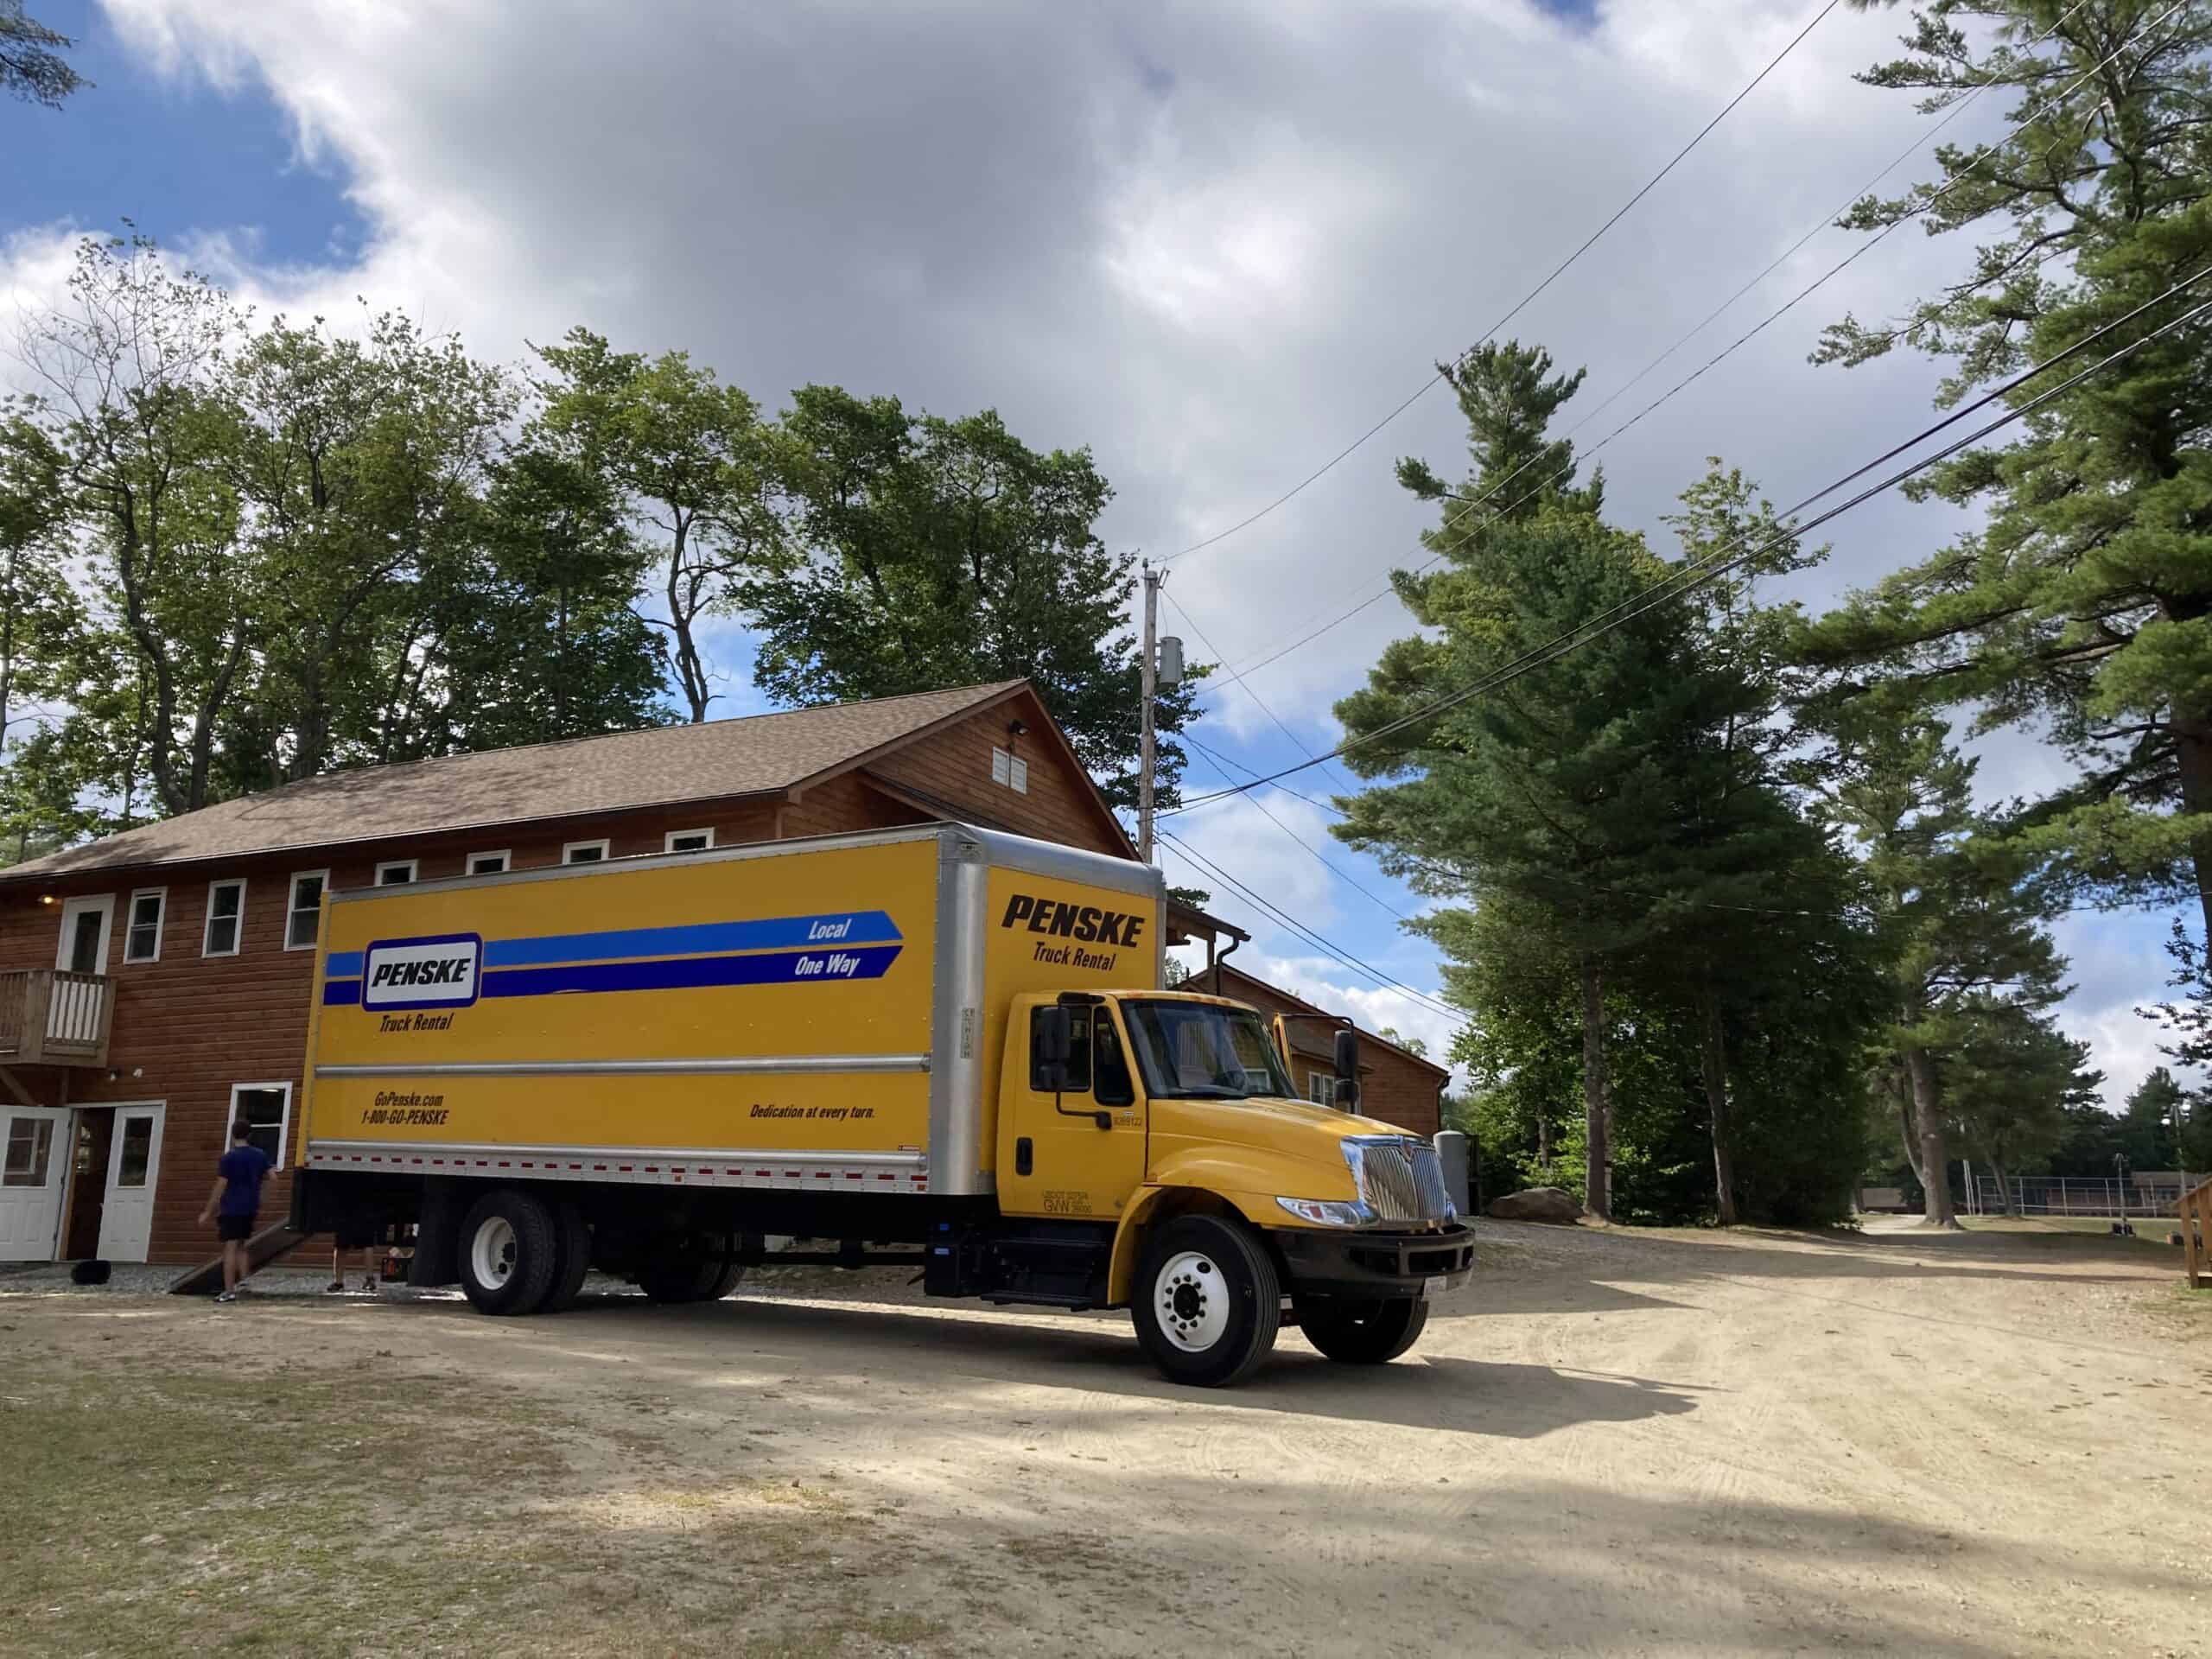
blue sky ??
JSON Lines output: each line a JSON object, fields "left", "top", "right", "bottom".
{"left": 1, "top": 0, "right": 2182, "bottom": 1107}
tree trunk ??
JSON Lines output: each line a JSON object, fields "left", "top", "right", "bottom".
{"left": 1903, "top": 1046, "right": 1959, "bottom": 1229}
{"left": 1897, "top": 1095, "right": 1927, "bottom": 1190}
{"left": 1697, "top": 985, "right": 1738, "bottom": 1226}
{"left": 1579, "top": 953, "right": 1611, "bottom": 1222}
{"left": 1986, "top": 1156, "right": 2013, "bottom": 1216}
{"left": 2173, "top": 711, "right": 2212, "bottom": 948}
{"left": 666, "top": 509, "right": 710, "bottom": 723}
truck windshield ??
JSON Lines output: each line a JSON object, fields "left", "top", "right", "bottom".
{"left": 1120, "top": 1000, "right": 1296, "bottom": 1102}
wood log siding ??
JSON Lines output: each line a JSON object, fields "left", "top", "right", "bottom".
{"left": 0, "top": 705, "right": 1133, "bottom": 1263}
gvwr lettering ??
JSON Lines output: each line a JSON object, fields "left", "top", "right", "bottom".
{"left": 1000, "top": 893, "right": 1146, "bottom": 948}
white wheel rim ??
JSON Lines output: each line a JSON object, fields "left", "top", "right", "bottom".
{"left": 1155, "top": 1249, "right": 1230, "bottom": 1352}
{"left": 471, "top": 1216, "right": 517, "bottom": 1288}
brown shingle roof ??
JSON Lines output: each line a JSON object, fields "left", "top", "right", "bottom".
{"left": 3, "top": 681, "right": 1028, "bottom": 882}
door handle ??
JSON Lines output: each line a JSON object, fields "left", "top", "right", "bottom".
{"left": 1015, "top": 1136, "right": 1033, "bottom": 1177}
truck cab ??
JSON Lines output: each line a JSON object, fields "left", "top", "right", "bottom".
{"left": 984, "top": 989, "right": 1471, "bottom": 1385}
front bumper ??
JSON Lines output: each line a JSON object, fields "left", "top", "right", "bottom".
{"left": 1268, "top": 1223, "right": 1475, "bottom": 1298}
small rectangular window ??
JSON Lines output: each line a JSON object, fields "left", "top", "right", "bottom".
{"left": 231, "top": 1083, "right": 292, "bottom": 1170}
{"left": 991, "top": 747, "right": 1029, "bottom": 793}
{"left": 3, "top": 1118, "right": 54, "bottom": 1186}
{"left": 286, "top": 871, "right": 328, "bottom": 951}
{"left": 124, "top": 889, "right": 166, "bottom": 964}
{"left": 563, "top": 840, "right": 609, "bottom": 865}
{"left": 664, "top": 829, "right": 714, "bottom": 854}
{"left": 375, "top": 860, "right": 416, "bottom": 887}
{"left": 1030, "top": 1004, "right": 1094, "bottom": 1094}
{"left": 467, "top": 849, "right": 511, "bottom": 876}
{"left": 115, "top": 1116, "right": 152, "bottom": 1187}
{"left": 202, "top": 879, "right": 245, "bottom": 957}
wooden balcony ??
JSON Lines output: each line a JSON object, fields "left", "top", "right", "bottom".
{"left": 0, "top": 969, "right": 115, "bottom": 1068}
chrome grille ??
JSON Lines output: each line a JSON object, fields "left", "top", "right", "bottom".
{"left": 1343, "top": 1136, "right": 1455, "bottom": 1224}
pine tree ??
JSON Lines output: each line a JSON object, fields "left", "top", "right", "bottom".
{"left": 1805, "top": 1, "right": 2212, "bottom": 935}
{"left": 1807, "top": 715, "right": 2069, "bottom": 1225}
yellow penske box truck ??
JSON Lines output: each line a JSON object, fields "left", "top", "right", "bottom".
{"left": 291, "top": 823, "right": 1471, "bottom": 1385}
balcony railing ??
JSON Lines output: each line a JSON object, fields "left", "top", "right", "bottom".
{"left": 0, "top": 969, "right": 114, "bottom": 1067}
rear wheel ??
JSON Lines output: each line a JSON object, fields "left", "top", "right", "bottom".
{"left": 542, "top": 1200, "right": 592, "bottom": 1313}
{"left": 1295, "top": 1296, "right": 1429, "bottom": 1364}
{"left": 1132, "top": 1214, "right": 1280, "bottom": 1387}
{"left": 458, "top": 1190, "right": 560, "bottom": 1316}
{"left": 638, "top": 1234, "right": 744, "bottom": 1304}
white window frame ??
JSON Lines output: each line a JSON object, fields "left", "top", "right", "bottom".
{"left": 467, "top": 849, "right": 512, "bottom": 876}
{"left": 563, "top": 839, "right": 611, "bottom": 865}
{"left": 228, "top": 1080, "right": 294, "bottom": 1173}
{"left": 123, "top": 887, "right": 166, "bottom": 965}
{"left": 284, "top": 870, "right": 330, "bottom": 952}
{"left": 201, "top": 878, "right": 246, "bottom": 959}
{"left": 990, "top": 746, "right": 1029, "bottom": 794}
{"left": 663, "top": 828, "right": 715, "bottom": 854}
{"left": 374, "top": 859, "right": 418, "bottom": 887}
{"left": 1306, "top": 1072, "right": 1337, "bottom": 1108}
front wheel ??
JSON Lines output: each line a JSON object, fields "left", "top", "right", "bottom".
{"left": 1295, "top": 1296, "right": 1429, "bottom": 1364}
{"left": 1132, "top": 1214, "right": 1280, "bottom": 1387}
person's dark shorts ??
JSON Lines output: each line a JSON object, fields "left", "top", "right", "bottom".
{"left": 218, "top": 1214, "right": 255, "bottom": 1243}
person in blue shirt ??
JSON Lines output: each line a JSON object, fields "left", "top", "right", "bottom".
{"left": 197, "top": 1120, "right": 270, "bottom": 1303}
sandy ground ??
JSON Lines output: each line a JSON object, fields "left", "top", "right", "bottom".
{"left": 7, "top": 1218, "right": 2209, "bottom": 1657}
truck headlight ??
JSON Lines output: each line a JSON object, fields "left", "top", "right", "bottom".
{"left": 1275, "top": 1197, "right": 1372, "bottom": 1228}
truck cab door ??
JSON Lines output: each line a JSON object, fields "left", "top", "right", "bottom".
{"left": 997, "top": 999, "right": 1147, "bottom": 1224}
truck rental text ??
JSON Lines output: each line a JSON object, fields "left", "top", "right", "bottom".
{"left": 290, "top": 823, "right": 1472, "bottom": 1385}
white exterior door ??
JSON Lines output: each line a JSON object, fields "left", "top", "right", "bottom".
{"left": 0, "top": 1107, "right": 70, "bottom": 1260}
{"left": 52, "top": 895, "right": 115, "bottom": 1046}
{"left": 55, "top": 894, "right": 113, "bottom": 975}
{"left": 96, "top": 1104, "right": 164, "bottom": 1262}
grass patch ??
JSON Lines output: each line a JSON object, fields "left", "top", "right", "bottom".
{"left": 0, "top": 1336, "right": 947, "bottom": 1657}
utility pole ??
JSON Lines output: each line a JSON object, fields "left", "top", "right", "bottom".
{"left": 1139, "top": 558, "right": 1160, "bottom": 864}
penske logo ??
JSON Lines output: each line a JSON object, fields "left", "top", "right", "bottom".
{"left": 1000, "top": 893, "right": 1147, "bottom": 948}
{"left": 360, "top": 934, "right": 482, "bottom": 1011}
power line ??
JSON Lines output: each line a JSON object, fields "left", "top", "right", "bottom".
{"left": 1179, "top": 732, "right": 1413, "bottom": 920}
{"left": 1159, "top": 826, "right": 1460, "bottom": 1022}
{"left": 1213, "top": 0, "right": 2164, "bottom": 682}
{"left": 1161, "top": 586, "right": 1361, "bottom": 798}
{"left": 1160, "top": 0, "right": 1842, "bottom": 566}
{"left": 1163, "top": 270, "right": 2212, "bottom": 814}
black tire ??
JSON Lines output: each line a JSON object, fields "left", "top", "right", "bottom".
{"left": 637, "top": 1236, "right": 744, "bottom": 1304}
{"left": 542, "top": 1200, "right": 592, "bottom": 1313}
{"left": 457, "top": 1189, "right": 560, "bottom": 1316}
{"left": 1131, "top": 1214, "right": 1281, "bottom": 1387}
{"left": 1296, "top": 1296, "right": 1429, "bottom": 1364}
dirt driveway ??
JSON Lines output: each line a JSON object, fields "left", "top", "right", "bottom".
{"left": 5, "top": 1220, "right": 2208, "bottom": 1657}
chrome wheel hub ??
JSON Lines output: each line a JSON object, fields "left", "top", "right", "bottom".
{"left": 1155, "top": 1249, "right": 1229, "bottom": 1352}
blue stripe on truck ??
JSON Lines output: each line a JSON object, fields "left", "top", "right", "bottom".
{"left": 320, "top": 912, "right": 905, "bottom": 1005}
{"left": 481, "top": 944, "right": 902, "bottom": 997}
{"left": 480, "top": 912, "right": 900, "bottom": 968}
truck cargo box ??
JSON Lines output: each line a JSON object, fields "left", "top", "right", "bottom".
{"left": 298, "top": 823, "right": 1164, "bottom": 1198}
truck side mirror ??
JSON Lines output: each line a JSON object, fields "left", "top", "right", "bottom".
{"left": 1333, "top": 1028, "right": 1359, "bottom": 1080}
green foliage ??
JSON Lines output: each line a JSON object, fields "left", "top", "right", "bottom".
{"left": 1340, "top": 349, "right": 1885, "bottom": 1224}
{"left": 745, "top": 385, "right": 1196, "bottom": 811}
{"left": 1806, "top": 1, "right": 2212, "bottom": 933}
{"left": 1944, "top": 998, "right": 2102, "bottom": 1198}
{"left": 0, "top": 1, "right": 86, "bottom": 109}
{"left": 525, "top": 327, "right": 778, "bottom": 723}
